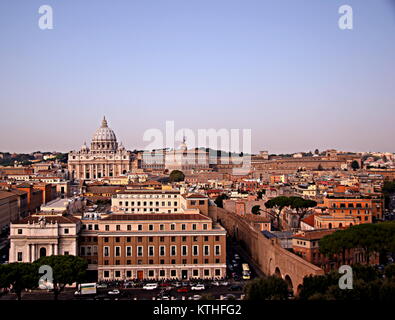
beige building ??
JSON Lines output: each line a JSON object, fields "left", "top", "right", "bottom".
{"left": 68, "top": 117, "right": 133, "bottom": 180}
{"left": 9, "top": 214, "right": 81, "bottom": 262}
{"left": 0, "top": 190, "right": 19, "bottom": 232}
{"left": 96, "top": 213, "right": 226, "bottom": 280}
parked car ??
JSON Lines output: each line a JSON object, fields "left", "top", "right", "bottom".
{"left": 96, "top": 283, "right": 108, "bottom": 289}
{"left": 108, "top": 289, "right": 120, "bottom": 295}
{"left": 181, "top": 281, "right": 189, "bottom": 287}
{"left": 223, "top": 294, "right": 236, "bottom": 300}
{"left": 191, "top": 284, "right": 205, "bottom": 291}
{"left": 143, "top": 283, "right": 158, "bottom": 290}
{"left": 192, "top": 295, "right": 202, "bottom": 300}
{"left": 228, "top": 285, "right": 243, "bottom": 291}
{"left": 211, "top": 281, "right": 220, "bottom": 286}
{"left": 159, "top": 282, "right": 172, "bottom": 287}
{"left": 177, "top": 287, "right": 189, "bottom": 293}
{"left": 220, "top": 281, "right": 229, "bottom": 286}
{"left": 174, "top": 282, "right": 182, "bottom": 288}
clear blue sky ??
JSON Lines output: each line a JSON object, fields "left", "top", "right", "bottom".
{"left": 0, "top": 0, "right": 394, "bottom": 154}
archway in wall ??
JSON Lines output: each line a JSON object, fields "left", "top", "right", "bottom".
{"left": 284, "top": 274, "right": 293, "bottom": 292}
{"left": 274, "top": 267, "right": 282, "bottom": 278}
{"left": 296, "top": 284, "right": 303, "bottom": 296}
{"left": 268, "top": 258, "right": 273, "bottom": 275}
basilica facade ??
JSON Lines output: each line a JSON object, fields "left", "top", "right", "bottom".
{"left": 68, "top": 117, "right": 133, "bottom": 180}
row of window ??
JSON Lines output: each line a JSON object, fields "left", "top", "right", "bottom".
{"left": 117, "top": 201, "right": 178, "bottom": 207}
{"left": 104, "top": 223, "right": 210, "bottom": 232}
{"left": 103, "top": 244, "right": 222, "bottom": 257}
{"left": 332, "top": 203, "right": 369, "bottom": 208}
{"left": 117, "top": 194, "right": 178, "bottom": 199}
{"left": 103, "top": 235, "right": 221, "bottom": 243}
{"left": 104, "top": 258, "right": 222, "bottom": 265}
{"left": 103, "top": 268, "right": 222, "bottom": 279}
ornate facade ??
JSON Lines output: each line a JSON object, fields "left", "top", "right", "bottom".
{"left": 68, "top": 117, "right": 133, "bottom": 180}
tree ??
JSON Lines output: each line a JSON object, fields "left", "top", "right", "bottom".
{"left": 351, "top": 160, "right": 360, "bottom": 171}
{"left": 244, "top": 276, "right": 289, "bottom": 300}
{"left": 34, "top": 255, "right": 88, "bottom": 300}
{"left": 169, "top": 170, "right": 185, "bottom": 182}
{"left": 265, "top": 196, "right": 317, "bottom": 229}
{"left": 265, "top": 196, "right": 291, "bottom": 230}
{"left": 319, "top": 222, "right": 395, "bottom": 265}
{"left": 0, "top": 263, "right": 37, "bottom": 300}
{"left": 214, "top": 194, "right": 229, "bottom": 208}
{"left": 251, "top": 205, "right": 261, "bottom": 215}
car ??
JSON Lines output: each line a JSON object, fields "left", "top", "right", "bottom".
{"left": 174, "top": 282, "right": 182, "bottom": 287}
{"left": 228, "top": 285, "right": 242, "bottom": 291}
{"left": 74, "top": 290, "right": 81, "bottom": 296}
{"left": 159, "top": 282, "right": 172, "bottom": 287}
{"left": 191, "top": 284, "right": 205, "bottom": 291}
{"left": 96, "top": 283, "right": 108, "bottom": 289}
{"left": 181, "top": 281, "right": 189, "bottom": 287}
{"left": 143, "top": 283, "right": 158, "bottom": 290}
{"left": 223, "top": 294, "right": 236, "bottom": 300}
{"left": 220, "top": 281, "right": 229, "bottom": 286}
{"left": 108, "top": 289, "right": 120, "bottom": 295}
{"left": 191, "top": 295, "right": 202, "bottom": 300}
{"left": 177, "top": 287, "right": 189, "bottom": 293}
{"left": 211, "top": 281, "right": 220, "bottom": 286}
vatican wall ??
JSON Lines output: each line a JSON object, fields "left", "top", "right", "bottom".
{"left": 210, "top": 206, "right": 324, "bottom": 294}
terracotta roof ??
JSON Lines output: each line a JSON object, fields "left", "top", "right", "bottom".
{"left": 102, "top": 213, "right": 210, "bottom": 221}
{"left": 13, "top": 214, "right": 81, "bottom": 224}
{"left": 301, "top": 213, "right": 317, "bottom": 227}
{"left": 293, "top": 229, "right": 336, "bottom": 241}
{"left": 183, "top": 193, "right": 208, "bottom": 199}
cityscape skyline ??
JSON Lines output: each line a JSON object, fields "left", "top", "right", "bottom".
{"left": 1, "top": 0, "right": 395, "bottom": 154}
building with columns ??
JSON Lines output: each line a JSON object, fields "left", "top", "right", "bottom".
{"left": 68, "top": 117, "right": 133, "bottom": 180}
{"left": 9, "top": 214, "right": 81, "bottom": 263}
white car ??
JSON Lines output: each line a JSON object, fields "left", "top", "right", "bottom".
{"left": 143, "top": 283, "right": 158, "bottom": 290}
{"left": 211, "top": 281, "right": 220, "bottom": 286}
{"left": 108, "top": 289, "right": 120, "bottom": 295}
{"left": 191, "top": 284, "right": 205, "bottom": 291}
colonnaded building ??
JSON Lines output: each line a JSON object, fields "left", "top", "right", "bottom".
{"left": 68, "top": 117, "right": 133, "bottom": 180}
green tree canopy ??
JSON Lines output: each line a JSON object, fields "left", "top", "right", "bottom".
{"left": 351, "top": 160, "right": 360, "bottom": 170}
{"left": 251, "top": 205, "right": 261, "bottom": 215}
{"left": 0, "top": 263, "right": 37, "bottom": 300}
{"left": 34, "top": 255, "right": 88, "bottom": 300}
{"left": 244, "top": 276, "right": 289, "bottom": 300}
{"left": 169, "top": 170, "right": 185, "bottom": 182}
{"left": 214, "top": 194, "right": 229, "bottom": 208}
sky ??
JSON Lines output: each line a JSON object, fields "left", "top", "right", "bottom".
{"left": 0, "top": 0, "right": 394, "bottom": 154}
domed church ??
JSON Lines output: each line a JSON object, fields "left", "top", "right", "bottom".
{"left": 68, "top": 117, "right": 133, "bottom": 180}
